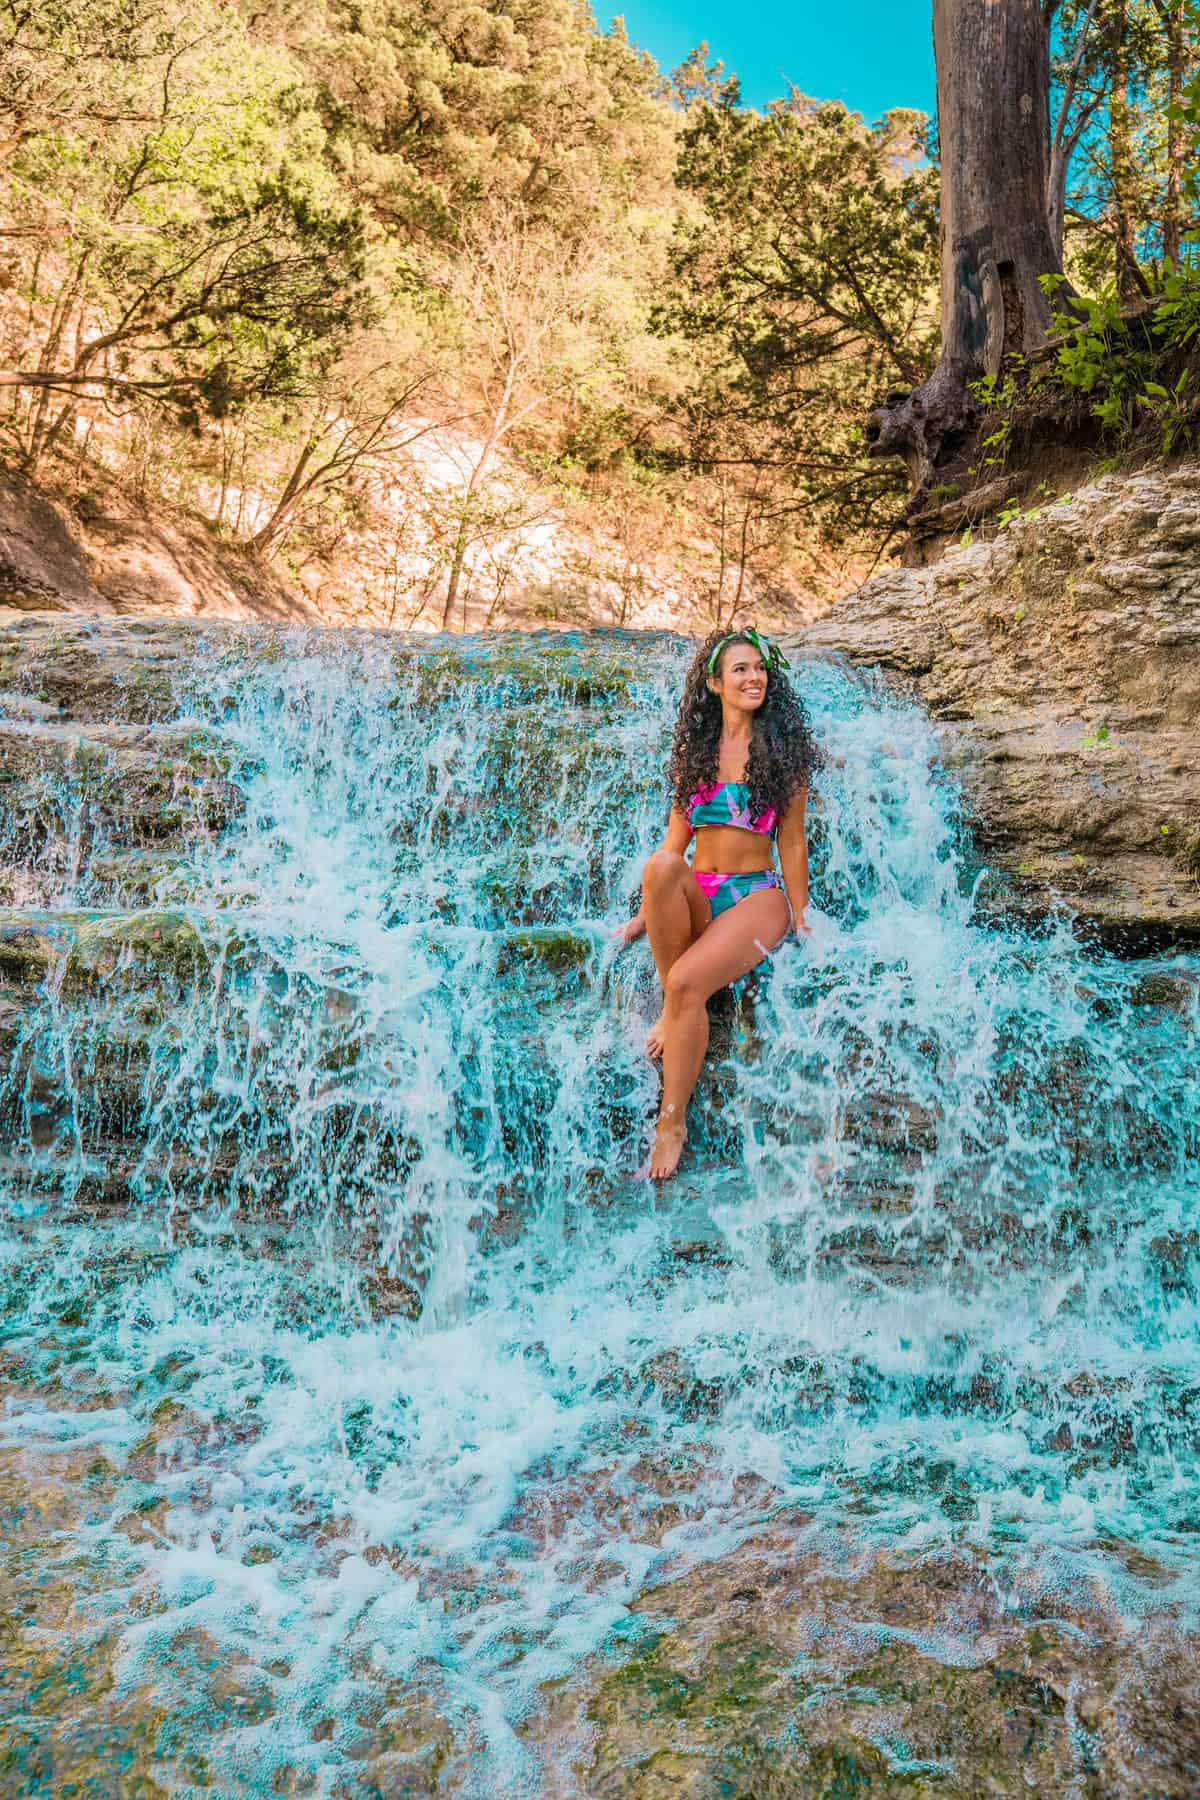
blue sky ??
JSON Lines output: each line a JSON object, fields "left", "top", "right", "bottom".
{"left": 612, "top": 0, "right": 935, "bottom": 121}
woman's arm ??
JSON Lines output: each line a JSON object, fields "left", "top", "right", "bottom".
{"left": 775, "top": 786, "right": 811, "bottom": 935}
{"left": 616, "top": 807, "right": 693, "bottom": 943}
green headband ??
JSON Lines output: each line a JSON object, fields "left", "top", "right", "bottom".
{"left": 707, "top": 627, "right": 790, "bottom": 678}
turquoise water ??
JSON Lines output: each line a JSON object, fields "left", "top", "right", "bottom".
{"left": 1, "top": 628, "right": 1197, "bottom": 1793}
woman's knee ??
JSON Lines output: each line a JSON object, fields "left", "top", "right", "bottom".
{"left": 664, "top": 959, "right": 707, "bottom": 1008}
{"left": 642, "top": 848, "right": 688, "bottom": 894}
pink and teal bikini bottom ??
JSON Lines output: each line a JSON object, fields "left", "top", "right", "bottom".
{"left": 693, "top": 868, "right": 784, "bottom": 919}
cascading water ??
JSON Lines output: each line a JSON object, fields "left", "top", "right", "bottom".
{"left": 1, "top": 626, "right": 1197, "bottom": 1795}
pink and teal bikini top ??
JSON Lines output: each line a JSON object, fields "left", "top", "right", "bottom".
{"left": 687, "top": 781, "right": 778, "bottom": 839}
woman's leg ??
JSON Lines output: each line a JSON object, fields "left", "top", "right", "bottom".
{"left": 649, "top": 886, "right": 790, "bottom": 1181}
{"left": 640, "top": 850, "right": 710, "bottom": 1057}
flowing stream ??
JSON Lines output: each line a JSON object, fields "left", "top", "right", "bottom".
{"left": 0, "top": 627, "right": 1197, "bottom": 1795}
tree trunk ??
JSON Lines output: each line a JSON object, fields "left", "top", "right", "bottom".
{"left": 1161, "top": 0, "right": 1186, "bottom": 267}
{"left": 440, "top": 370, "right": 515, "bottom": 630}
{"left": 440, "top": 506, "right": 473, "bottom": 632}
{"left": 1108, "top": 0, "right": 1144, "bottom": 299}
{"left": 1047, "top": 0, "right": 1103, "bottom": 262}
{"left": 866, "top": 0, "right": 1063, "bottom": 494}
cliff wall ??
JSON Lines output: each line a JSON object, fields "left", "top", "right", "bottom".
{"left": 802, "top": 463, "right": 1200, "bottom": 942}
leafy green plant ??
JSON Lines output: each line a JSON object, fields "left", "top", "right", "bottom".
{"left": 1039, "top": 276, "right": 1152, "bottom": 436}
{"left": 1138, "top": 371, "right": 1192, "bottom": 454}
{"left": 1152, "top": 263, "right": 1200, "bottom": 350}
{"left": 997, "top": 498, "right": 1046, "bottom": 531}
{"left": 970, "top": 362, "right": 1027, "bottom": 468}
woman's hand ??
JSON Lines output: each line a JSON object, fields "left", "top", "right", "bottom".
{"left": 614, "top": 909, "right": 646, "bottom": 947}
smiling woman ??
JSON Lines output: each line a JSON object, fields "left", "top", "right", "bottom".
{"left": 616, "top": 627, "right": 821, "bottom": 1178}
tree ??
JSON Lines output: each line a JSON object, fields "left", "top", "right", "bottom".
{"left": 291, "top": 0, "right": 673, "bottom": 246}
{"left": 1154, "top": 0, "right": 1190, "bottom": 263}
{"left": 866, "top": 0, "right": 1066, "bottom": 493}
{"left": 663, "top": 85, "right": 939, "bottom": 557}
{"left": 432, "top": 201, "right": 617, "bottom": 627}
{"left": 1047, "top": 0, "right": 1105, "bottom": 260}
{"left": 246, "top": 356, "right": 439, "bottom": 558}
{"left": 0, "top": 0, "right": 369, "bottom": 471}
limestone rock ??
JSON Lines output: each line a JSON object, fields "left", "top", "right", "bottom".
{"left": 801, "top": 464, "right": 1200, "bottom": 940}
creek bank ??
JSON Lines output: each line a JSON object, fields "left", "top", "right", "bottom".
{"left": 801, "top": 462, "right": 1200, "bottom": 944}
{"left": 0, "top": 454, "right": 825, "bottom": 634}
{"left": 1, "top": 464, "right": 318, "bottom": 623}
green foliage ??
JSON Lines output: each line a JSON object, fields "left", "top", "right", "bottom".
{"left": 971, "top": 364, "right": 1028, "bottom": 468}
{"left": 1039, "top": 277, "right": 1150, "bottom": 433}
{"left": 1049, "top": 2, "right": 1200, "bottom": 295}
{"left": 293, "top": 0, "right": 673, "bottom": 242}
{"left": 661, "top": 91, "right": 938, "bottom": 550}
{"left": 2, "top": 0, "right": 370, "bottom": 466}
{"left": 997, "top": 498, "right": 1035, "bottom": 530}
{"left": 1169, "top": 6, "right": 1200, "bottom": 211}
{"left": 0, "top": 0, "right": 927, "bottom": 613}
{"left": 1152, "top": 261, "right": 1200, "bottom": 347}
{"left": 1138, "top": 369, "right": 1192, "bottom": 453}
{"left": 1026, "top": 265, "right": 1200, "bottom": 454}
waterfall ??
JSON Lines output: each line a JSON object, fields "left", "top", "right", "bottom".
{"left": 1, "top": 626, "right": 1197, "bottom": 1793}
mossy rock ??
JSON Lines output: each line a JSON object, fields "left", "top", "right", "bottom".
{"left": 0, "top": 721, "right": 246, "bottom": 850}
{"left": 494, "top": 926, "right": 594, "bottom": 976}
{"left": 586, "top": 1631, "right": 922, "bottom": 1798}
{"left": 390, "top": 628, "right": 681, "bottom": 708}
{"left": 0, "top": 907, "right": 212, "bottom": 998}
{"left": 1128, "top": 971, "right": 1196, "bottom": 1013}
{"left": 75, "top": 910, "right": 210, "bottom": 990}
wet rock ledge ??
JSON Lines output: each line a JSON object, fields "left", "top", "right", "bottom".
{"left": 801, "top": 463, "right": 1200, "bottom": 945}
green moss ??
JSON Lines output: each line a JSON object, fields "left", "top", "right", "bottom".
{"left": 597, "top": 1631, "right": 779, "bottom": 1727}
{"left": 495, "top": 927, "right": 592, "bottom": 976}
{"left": 0, "top": 930, "right": 49, "bottom": 983}
{"left": 0, "top": 907, "right": 215, "bottom": 1002}
{"left": 393, "top": 634, "right": 645, "bottom": 708}
{"left": 62, "top": 911, "right": 210, "bottom": 995}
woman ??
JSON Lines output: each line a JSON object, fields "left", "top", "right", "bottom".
{"left": 617, "top": 627, "right": 819, "bottom": 1181}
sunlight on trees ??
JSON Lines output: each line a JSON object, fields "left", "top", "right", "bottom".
{"left": 0, "top": 0, "right": 1196, "bottom": 620}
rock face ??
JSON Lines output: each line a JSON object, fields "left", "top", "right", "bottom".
{"left": 538, "top": 1534, "right": 1200, "bottom": 1799}
{"left": 801, "top": 464, "right": 1200, "bottom": 943}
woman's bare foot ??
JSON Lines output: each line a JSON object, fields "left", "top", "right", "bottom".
{"left": 647, "top": 1107, "right": 686, "bottom": 1181}
{"left": 646, "top": 1013, "right": 666, "bottom": 1059}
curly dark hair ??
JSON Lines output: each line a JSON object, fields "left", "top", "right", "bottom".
{"left": 668, "top": 630, "right": 820, "bottom": 823}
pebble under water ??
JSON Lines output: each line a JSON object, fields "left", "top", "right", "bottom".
{"left": 0, "top": 627, "right": 1198, "bottom": 1795}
